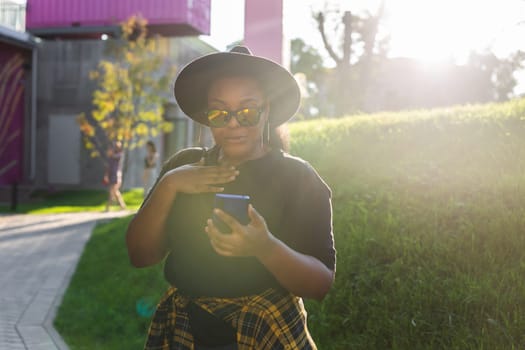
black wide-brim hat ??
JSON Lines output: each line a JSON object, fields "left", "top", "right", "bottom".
{"left": 174, "top": 46, "right": 301, "bottom": 127}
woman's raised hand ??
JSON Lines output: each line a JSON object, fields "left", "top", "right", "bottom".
{"left": 161, "top": 157, "right": 239, "bottom": 194}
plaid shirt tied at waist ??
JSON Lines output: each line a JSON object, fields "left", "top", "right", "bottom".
{"left": 145, "top": 287, "right": 317, "bottom": 350}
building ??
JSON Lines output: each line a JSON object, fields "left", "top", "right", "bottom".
{"left": 0, "top": 0, "right": 286, "bottom": 205}
{"left": 0, "top": 0, "right": 214, "bottom": 203}
{"left": 0, "top": 0, "right": 36, "bottom": 206}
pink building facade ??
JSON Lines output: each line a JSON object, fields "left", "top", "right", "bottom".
{"left": 26, "top": 0, "right": 210, "bottom": 38}
{"left": 243, "top": 0, "right": 285, "bottom": 65}
{"left": 0, "top": 41, "right": 30, "bottom": 186}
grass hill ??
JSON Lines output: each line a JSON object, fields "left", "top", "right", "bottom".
{"left": 55, "top": 98, "right": 525, "bottom": 349}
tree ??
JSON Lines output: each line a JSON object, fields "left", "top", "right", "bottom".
{"left": 77, "top": 15, "right": 174, "bottom": 167}
{"left": 290, "top": 38, "right": 324, "bottom": 81}
{"left": 290, "top": 38, "right": 327, "bottom": 118}
{"left": 465, "top": 50, "right": 525, "bottom": 102}
{"left": 492, "top": 50, "right": 525, "bottom": 101}
{"left": 314, "top": 0, "right": 387, "bottom": 116}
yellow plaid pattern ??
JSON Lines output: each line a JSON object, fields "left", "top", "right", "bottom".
{"left": 144, "top": 287, "right": 317, "bottom": 350}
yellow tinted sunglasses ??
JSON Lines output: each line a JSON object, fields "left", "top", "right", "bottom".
{"left": 206, "top": 108, "right": 264, "bottom": 128}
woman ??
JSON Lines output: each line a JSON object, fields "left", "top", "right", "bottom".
{"left": 143, "top": 140, "right": 159, "bottom": 197}
{"left": 126, "top": 46, "right": 336, "bottom": 350}
{"left": 104, "top": 141, "right": 126, "bottom": 211}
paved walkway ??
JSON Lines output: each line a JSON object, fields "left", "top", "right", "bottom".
{"left": 0, "top": 211, "right": 133, "bottom": 350}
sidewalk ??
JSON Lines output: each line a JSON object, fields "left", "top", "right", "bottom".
{"left": 0, "top": 211, "right": 133, "bottom": 350}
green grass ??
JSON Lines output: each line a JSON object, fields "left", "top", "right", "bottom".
{"left": 0, "top": 188, "right": 144, "bottom": 214}
{"left": 55, "top": 98, "right": 525, "bottom": 349}
{"left": 53, "top": 216, "right": 169, "bottom": 350}
{"left": 302, "top": 187, "right": 525, "bottom": 349}
{"left": 290, "top": 98, "right": 525, "bottom": 349}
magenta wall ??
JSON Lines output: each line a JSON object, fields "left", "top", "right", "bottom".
{"left": 26, "top": 0, "right": 210, "bottom": 35}
{"left": 0, "top": 42, "right": 27, "bottom": 185}
{"left": 244, "top": 0, "right": 283, "bottom": 64}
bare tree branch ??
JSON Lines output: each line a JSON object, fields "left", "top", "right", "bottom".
{"left": 342, "top": 11, "right": 352, "bottom": 65}
{"left": 314, "top": 12, "right": 342, "bottom": 65}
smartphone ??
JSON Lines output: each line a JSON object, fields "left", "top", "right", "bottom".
{"left": 213, "top": 194, "right": 250, "bottom": 233}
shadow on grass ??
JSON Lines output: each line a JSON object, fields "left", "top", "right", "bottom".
{"left": 0, "top": 188, "right": 144, "bottom": 214}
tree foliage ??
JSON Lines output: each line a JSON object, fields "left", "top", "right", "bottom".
{"left": 77, "top": 15, "right": 175, "bottom": 162}
{"left": 290, "top": 38, "right": 328, "bottom": 118}
{"left": 468, "top": 50, "right": 525, "bottom": 101}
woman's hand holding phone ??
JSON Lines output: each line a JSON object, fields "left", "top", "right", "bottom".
{"left": 206, "top": 200, "right": 276, "bottom": 258}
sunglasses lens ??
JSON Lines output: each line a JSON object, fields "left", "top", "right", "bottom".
{"left": 207, "top": 108, "right": 262, "bottom": 127}
{"left": 207, "top": 110, "right": 229, "bottom": 127}
{"left": 236, "top": 108, "right": 261, "bottom": 126}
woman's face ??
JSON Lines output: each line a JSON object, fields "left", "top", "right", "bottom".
{"left": 207, "top": 76, "right": 268, "bottom": 163}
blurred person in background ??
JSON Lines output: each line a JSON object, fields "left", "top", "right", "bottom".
{"left": 104, "top": 141, "right": 126, "bottom": 211}
{"left": 143, "top": 140, "right": 159, "bottom": 197}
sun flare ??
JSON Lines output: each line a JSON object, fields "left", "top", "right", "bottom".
{"left": 383, "top": 0, "right": 519, "bottom": 63}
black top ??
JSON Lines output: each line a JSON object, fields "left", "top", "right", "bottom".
{"left": 152, "top": 146, "right": 336, "bottom": 298}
